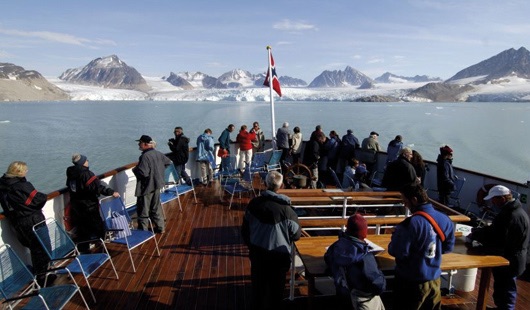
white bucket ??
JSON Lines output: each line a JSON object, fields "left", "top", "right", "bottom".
{"left": 453, "top": 268, "right": 478, "bottom": 292}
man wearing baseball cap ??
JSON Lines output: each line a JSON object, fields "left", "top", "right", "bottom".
{"left": 133, "top": 135, "right": 172, "bottom": 233}
{"left": 467, "top": 185, "right": 529, "bottom": 309}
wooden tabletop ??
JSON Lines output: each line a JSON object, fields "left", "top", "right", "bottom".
{"left": 295, "top": 235, "right": 509, "bottom": 277}
{"left": 278, "top": 189, "right": 404, "bottom": 205}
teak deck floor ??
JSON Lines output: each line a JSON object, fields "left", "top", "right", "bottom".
{"left": 58, "top": 182, "right": 530, "bottom": 310}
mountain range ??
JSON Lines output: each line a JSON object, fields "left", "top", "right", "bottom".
{"left": 2, "top": 47, "right": 530, "bottom": 102}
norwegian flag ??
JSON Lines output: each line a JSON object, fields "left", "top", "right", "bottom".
{"left": 263, "top": 53, "right": 282, "bottom": 97}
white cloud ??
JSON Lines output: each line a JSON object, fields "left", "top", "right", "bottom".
{"left": 367, "top": 58, "right": 384, "bottom": 64}
{"left": 0, "top": 28, "right": 116, "bottom": 47}
{"left": 0, "top": 50, "right": 14, "bottom": 58}
{"left": 273, "top": 19, "right": 317, "bottom": 31}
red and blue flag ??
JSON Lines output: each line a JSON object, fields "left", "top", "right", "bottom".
{"left": 264, "top": 53, "right": 282, "bottom": 97}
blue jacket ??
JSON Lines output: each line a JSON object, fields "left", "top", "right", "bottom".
{"left": 196, "top": 133, "right": 215, "bottom": 164}
{"left": 325, "top": 233, "right": 386, "bottom": 296}
{"left": 386, "top": 140, "right": 403, "bottom": 163}
{"left": 388, "top": 203, "right": 455, "bottom": 282}
{"left": 218, "top": 128, "right": 232, "bottom": 150}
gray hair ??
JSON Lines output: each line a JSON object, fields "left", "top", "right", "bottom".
{"left": 265, "top": 171, "right": 283, "bottom": 192}
{"left": 399, "top": 147, "right": 412, "bottom": 156}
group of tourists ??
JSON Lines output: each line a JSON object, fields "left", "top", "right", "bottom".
{"left": 1, "top": 121, "right": 528, "bottom": 310}
{"left": 237, "top": 124, "right": 528, "bottom": 310}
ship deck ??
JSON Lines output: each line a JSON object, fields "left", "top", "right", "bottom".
{"left": 57, "top": 181, "right": 530, "bottom": 310}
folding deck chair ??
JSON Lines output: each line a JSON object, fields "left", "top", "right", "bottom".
{"left": 99, "top": 196, "right": 161, "bottom": 272}
{"left": 0, "top": 244, "right": 90, "bottom": 310}
{"left": 162, "top": 163, "right": 197, "bottom": 212}
{"left": 32, "top": 218, "right": 119, "bottom": 303}
{"left": 222, "top": 165, "right": 255, "bottom": 209}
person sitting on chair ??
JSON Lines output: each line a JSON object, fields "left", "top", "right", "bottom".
{"left": 325, "top": 214, "right": 386, "bottom": 310}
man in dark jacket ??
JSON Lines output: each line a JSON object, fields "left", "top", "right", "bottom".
{"left": 133, "top": 135, "right": 172, "bottom": 233}
{"left": 168, "top": 126, "right": 192, "bottom": 185}
{"left": 303, "top": 132, "right": 326, "bottom": 188}
{"left": 436, "top": 145, "right": 455, "bottom": 205}
{"left": 386, "top": 135, "right": 403, "bottom": 164}
{"left": 241, "top": 171, "right": 301, "bottom": 310}
{"left": 467, "top": 185, "right": 529, "bottom": 310}
{"left": 0, "top": 161, "right": 50, "bottom": 285}
{"left": 382, "top": 147, "right": 418, "bottom": 191}
{"left": 66, "top": 153, "right": 119, "bottom": 251}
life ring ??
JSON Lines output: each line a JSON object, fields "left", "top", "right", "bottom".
{"left": 476, "top": 184, "right": 497, "bottom": 207}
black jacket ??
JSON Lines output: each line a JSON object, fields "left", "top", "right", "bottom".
{"left": 382, "top": 155, "right": 417, "bottom": 191}
{"left": 436, "top": 154, "right": 455, "bottom": 194}
{"left": 303, "top": 139, "right": 321, "bottom": 168}
{"left": 0, "top": 175, "right": 47, "bottom": 219}
{"left": 168, "top": 135, "right": 190, "bottom": 165}
{"left": 66, "top": 164, "right": 115, "bottom": 203}
{"left": 471, "top": 199, "right": 530, "bottom": 276}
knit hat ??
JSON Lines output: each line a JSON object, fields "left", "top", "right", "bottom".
{"left": 440, "top": 145, "right": 453, "bottom": 155}
{"left": 484, "top": 185, "right": 511, "bottom": 200}
{"left": 72, "top": 153, "right": 87, "bottom": 166}
{"left": 346, "top": 214, "right": 368, "bottom": 240}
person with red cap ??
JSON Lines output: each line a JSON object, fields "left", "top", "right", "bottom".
{"left": 436, "top": 144, "right": 456, "bottom": 205}
{"left": 324, "top": 213, "right": 386, "bottom": 309}
{"left": 467, "top": 185, "right": 529, "bottom": 310}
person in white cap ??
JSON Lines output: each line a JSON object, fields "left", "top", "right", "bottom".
{"left": 467, "top": 185, "right": 529, "bottom": 310}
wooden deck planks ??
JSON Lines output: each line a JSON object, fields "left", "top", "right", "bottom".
{"left": 57, "top": 183, "right": 530, "bottom": 310}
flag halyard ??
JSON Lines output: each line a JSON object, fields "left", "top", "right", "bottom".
{"left": 264, "top": 53, "right": 282, "bottom": 97}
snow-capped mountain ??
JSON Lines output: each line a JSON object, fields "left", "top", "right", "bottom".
{"left": 446, "top": 47, "right": 530, "bottom": 84}
{"left": 59, "top": 55, "right": 150, "bottom": 92}
{"left": 169, "top": 71, "right": 220, "bottom": 89}
{"left": 5, "top": 47, "right": 530, "bottom": 102}
{"left": 0, "top": 63, "right": 69, "bottom": 101}
{"left": 165, "top": 72, "right": 194, "bottom": 89}
{"left": 308, "top": 66, "right": 373, "bottom": 87}
{"left": 375, "top": 72, "right": 442, "bottom": 83}
{"left": 217, "top": 69, "right": 258, "bottom": 88}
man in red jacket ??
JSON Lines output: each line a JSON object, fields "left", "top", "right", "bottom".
{"left": 236, "top": 125, "right": 256, "bottom": 173}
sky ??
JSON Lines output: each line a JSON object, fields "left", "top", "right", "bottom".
{"left": 2, "top": 0, "right": 530, "bottom": 82}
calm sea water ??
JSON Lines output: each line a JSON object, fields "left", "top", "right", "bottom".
{"left": 1, "top": 100, "right": 530, "bottom": 193}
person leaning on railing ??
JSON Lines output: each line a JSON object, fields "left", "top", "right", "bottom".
{"left": 0, "top": 161, "right": 51, "bottom": 286}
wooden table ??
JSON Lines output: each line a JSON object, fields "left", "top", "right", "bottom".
{"left": 295, "top": 235, "right": 509, "bottom": 310}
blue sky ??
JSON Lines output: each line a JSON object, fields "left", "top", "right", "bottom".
{"left": 2, "top": 0, "right": 530, "bottom": 82}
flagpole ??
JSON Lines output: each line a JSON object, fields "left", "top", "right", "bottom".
{"left": 266, "top": 46, "right": 277, "bottom": 147}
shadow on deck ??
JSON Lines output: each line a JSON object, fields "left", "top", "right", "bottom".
{"left": 59, "top": 181, "right": 529, "bottom": 310}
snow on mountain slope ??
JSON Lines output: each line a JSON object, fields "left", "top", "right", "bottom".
{"left": 48, "top": 75, "right": 530, "bottom": 102}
